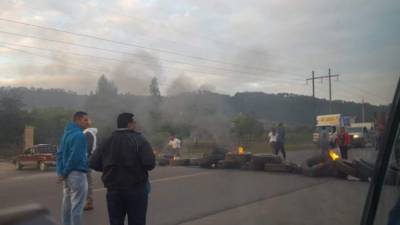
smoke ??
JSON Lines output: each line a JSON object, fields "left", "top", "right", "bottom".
{"left": 166, "top": 74, "right": 196, "bottom": 96}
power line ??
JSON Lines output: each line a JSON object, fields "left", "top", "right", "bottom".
{"left": 0, "top": 40, "right": 307, "bottom": 85}
{"left": 5, "top": 0, "right": 269, "bottom": 60}
{"left": 1, "top": 43, "right": 308, "bottom": 89}
{"left": 0, "top": 17, "right": 281, "bottom": 72}
{"left": 0, "top": 30, "right": 306, "bottom": 80}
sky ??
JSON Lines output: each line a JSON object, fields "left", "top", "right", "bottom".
{"left": 0, "top": 0, "right": 399, "bottom": 105}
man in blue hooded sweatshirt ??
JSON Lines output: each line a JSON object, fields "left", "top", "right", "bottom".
{"left": 57, "top": 111, "right": 90, "bottom": 225}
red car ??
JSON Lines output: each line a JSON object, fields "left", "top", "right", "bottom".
{"left": 14, "top": 144, "right": 57, "bottom": 171}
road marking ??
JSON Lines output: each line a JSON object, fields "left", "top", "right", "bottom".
{"left": 93, "top": 172, "right": 211, "bottom": 193}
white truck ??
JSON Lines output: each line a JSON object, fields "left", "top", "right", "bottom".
{"left": 313, "top": 114, "right": 352, "bottom": 144}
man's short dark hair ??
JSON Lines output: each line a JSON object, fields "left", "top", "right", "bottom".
{"left": 117, "top": 113, "right": 134, "bottom": 128}
{"left": 73, "top": 111, "right": 88, "bottom": 121}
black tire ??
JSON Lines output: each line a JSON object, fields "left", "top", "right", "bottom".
{"left": 301, "top": 154, "right": 328, "bottom": 177}
{"left": 264, "top": 163, "right": 292, "bottom": 173}
{"left": 189, "top": 158, "right": 201, "bottom": 166}
{"left": 353, "top": 160, "right": 374, "bottom": 181}
{"left": 302, "top": 161, "right": 338, "bottom": 177}
{"left": 250, "top": 154, "right": 282, "bottom": 171}
{"left": 336, "top": 159, "right": 359, "bottom": 178}
{"left": 158, "top": 158, "right": 170, "bottom": 166}
{"left": 15, "top": 161, "right": 23, "bottom": 170}
{"left": 169, "top": 159, "right": 190, "bottom": 166}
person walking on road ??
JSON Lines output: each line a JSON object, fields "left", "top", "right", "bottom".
{"left": 336, "top": 127, "right": 350, "bottom": 159}
{"left": 90, "top": 113, "right": 156, "bottom": 225}
{"left": 276, "top": 123, "right": 287, "bottom": 160}
{"left": 83, "top": 125, "right": 98, "bottom": 211}
{"left": 56, "top": 111, "right": 90, "bottom": 225}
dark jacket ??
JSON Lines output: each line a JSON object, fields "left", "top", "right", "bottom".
{"left": 89, "top": 129, "right": 156, "bottom": 190}
{"left": 277, "top": 126, "right": 286, "bottom": 143}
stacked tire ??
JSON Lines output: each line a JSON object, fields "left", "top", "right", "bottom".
{"left": 301, "top": 154, "right": 339, "bottom": 177}
{"left": 169, "top": 158, "right": 190, "bottom": 166}
{"left": 220, "top": 153, "right": 252, "bottom": 169}
{"left": 250, "top": 154, "right": 282, "bottom": 171}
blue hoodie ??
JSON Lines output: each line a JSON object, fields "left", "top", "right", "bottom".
{"left": 56, "top": 122, "right": 88, "bottom": 177}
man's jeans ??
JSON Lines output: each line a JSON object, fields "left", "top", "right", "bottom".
{"left": 106, "top": 182, "right": 150, "bottom": 225}
{"left": 62, "top": 171, "right": 88, "bottom": 225}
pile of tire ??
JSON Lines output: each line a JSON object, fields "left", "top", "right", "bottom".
{"left": 158, "top": 158, "right": 170, "bottom": 166}
{"left": 250, "top": 154, "right": 282, "bottom": 171}
{"left": 302, "top": 154, "right": 340, "bottom": 177}
{"left": 189, "top": 158, "right": 202, "bottom": 166}
{"left": 169, "top": 158, "right": 190, "bottom": 166}
{"left": 264, "top": 161, "right": 302, "bottom": 174}
{"left": 199, "top": 150, "right": 226, "bottom": 169}
{"left": 220, "top": 153, "right": 252, "bottom": 169}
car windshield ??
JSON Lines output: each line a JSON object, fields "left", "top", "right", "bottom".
{"left": 347, "top": 127, "right": 364, "bottom": 133}
{"left": 37, "top": 145, "right": 56, "bottom": 154}
{"left": 0, "top": 1, "right": 399, "bottom": 225}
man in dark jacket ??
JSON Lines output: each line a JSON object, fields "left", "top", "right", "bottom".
{"left": 90, "top": 113, "right": 156, "bottom": 225}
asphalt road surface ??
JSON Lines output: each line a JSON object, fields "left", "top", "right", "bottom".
{"left": 0, "top": 149, "right": 379, "bottom": 225}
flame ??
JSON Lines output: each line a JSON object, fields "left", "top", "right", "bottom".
{"left": 328, "top": 149, "right": 340, "bottom": 161}
{"left": 238, "top": 146, "right": 245, "bottom": 155}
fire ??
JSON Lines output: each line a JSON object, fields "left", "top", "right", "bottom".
{"left": 328, "top": 149, "right": 340, "bottom": 161}
{"left": 238, "top": 146, "right": 245, "bottom": 155}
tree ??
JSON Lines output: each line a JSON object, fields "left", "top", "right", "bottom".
{"left": 28, "top": 108, "right": 73, "bottom": 145}
{"left": 96, "top": 75, "right": 118, "bottom": 96}
{"left": 231, "top": 113, "right": 265, "bottom": 147}
{"left": 0, "top": 90, "right": 26, "bottom": 147}
{"left": 149, "top": 77, "right": 161, "bottom": 102}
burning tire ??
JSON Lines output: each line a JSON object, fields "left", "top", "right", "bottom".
{"left": 301, "top": 154, "right": 341, "bottom": 177}
{"left": 250, "top": 154, "right": 282, "bottom": 171}
{"left": 200, "top": 152, "right": 226, "bottom": 169}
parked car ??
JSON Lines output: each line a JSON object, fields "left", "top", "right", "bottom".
{"left": 346, "top": 127, "right": 368, "bottom": 148}
{"left": 14, "top": 144, "right": 57, "bottom": 171}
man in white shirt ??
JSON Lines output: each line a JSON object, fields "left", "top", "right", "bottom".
{"left": 267, "top": 128, "right": 278, "bottom": 156}
{"left": 168, "top": 134, "right": 181, "bottom": 157}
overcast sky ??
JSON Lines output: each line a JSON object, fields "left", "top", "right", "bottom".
{"left": 0, "top": 0, "right": 399, "bottom": 105}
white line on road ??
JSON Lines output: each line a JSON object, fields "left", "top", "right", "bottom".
{"left": 93, "top": 172, "right": 211, "bottom": 193}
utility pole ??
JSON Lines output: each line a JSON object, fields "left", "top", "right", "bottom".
{"left": 362, "top": 97, "right": 365, "bottom": 123}
{"left": 306, "top": 69, "right": 339, "bottom": 113}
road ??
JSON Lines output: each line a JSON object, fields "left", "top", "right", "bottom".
{"left": 0, "top": 149, "right": 378, "bottom": 225}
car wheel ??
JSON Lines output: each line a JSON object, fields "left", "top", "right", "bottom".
{"left": 39, "top": 162, "right": 47, "bottom": 172}
{"left": 15, "top": 161, "right": 23, "bottom": 170}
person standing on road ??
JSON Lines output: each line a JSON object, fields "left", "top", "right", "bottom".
{"left": 83, "top": 125, "right": 98, "bottom": 211}
{"left": 276, "top": 123, "right": 286, "bottom": 160}
{"left": 56, "top": 111, "right": 90, "bottom": 225}
{"left": 267, "top": 128, "right": 278, "bottom": 155}
{"left": 168, "top": 133, "right": 182, "bottom": 157}
{"left": 90, "top": 113, "right": 156, "bottom": 225}
{"left": 336, "top": 127, "right": 350, "bottom": 159}
{"left": 320, "top": 128, "right": 330, "bottom": 158}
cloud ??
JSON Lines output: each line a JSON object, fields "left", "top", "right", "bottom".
{"left": 0, "top": 0, "right": 399, "bottom": 104}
